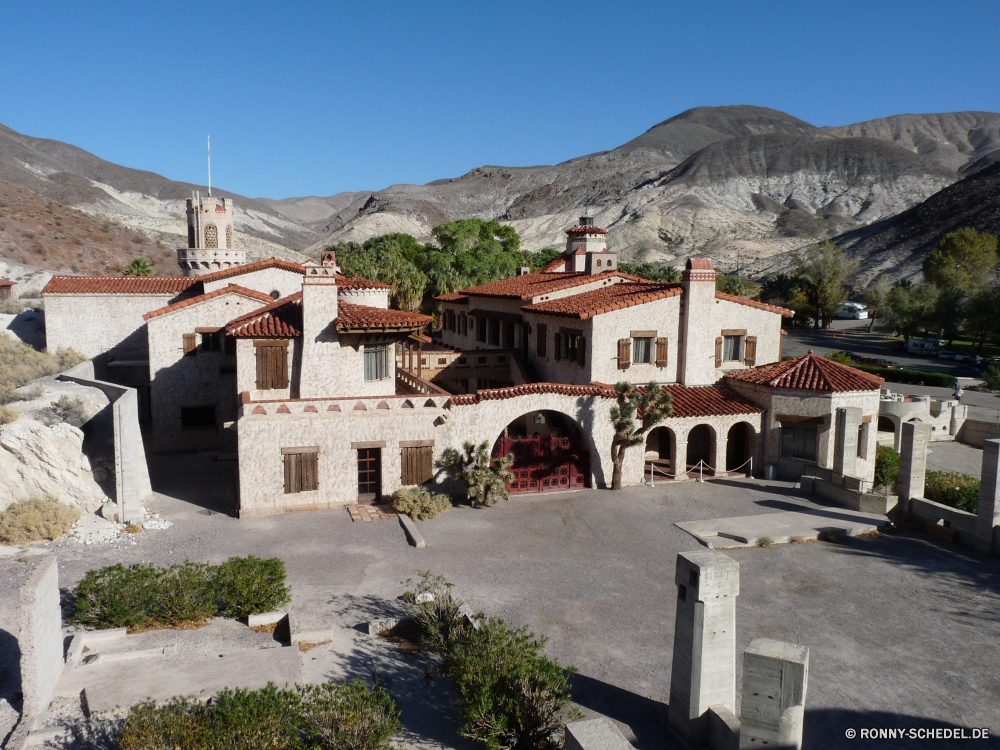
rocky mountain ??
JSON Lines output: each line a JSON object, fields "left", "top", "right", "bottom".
{"left": 0, "top": 122, "right": 318, "bottom": 259}
{"left": 256, "top": 191, "right": 372, "bottom": 231}
{"left": 312, "top": 106, "right": 993, "bottom": 275}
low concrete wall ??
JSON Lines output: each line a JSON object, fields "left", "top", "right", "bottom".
{"left": 958, "top": 419, "right": 1000, "bottom": 448}
{"left": 59, "top": 360, "right": 150, "bottom": 524}
{"left": 909, "top": 497, "right": 980, "bottom": 539}
{"left": 811, "top": 478, "right": 897, "bottom": 515}
{"left": 18, "top": 557, "right": 62, "bottom": 718}
{"left": 564, "top": 718, "right": 634, "bottom": 750}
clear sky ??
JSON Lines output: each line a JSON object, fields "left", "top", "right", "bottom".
{"left": 2, "top": 0, "right": 999, "bottom": 200}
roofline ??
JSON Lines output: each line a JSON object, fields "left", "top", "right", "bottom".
{"left": 142, "top": 284, "right": 273, "bottom": 321}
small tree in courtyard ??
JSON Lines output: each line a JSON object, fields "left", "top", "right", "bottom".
{"left": 440, "top": 440, "right": 515, "bottom": 507}
{"left": 609, "top": 382, "right": 673, "bottom": 490}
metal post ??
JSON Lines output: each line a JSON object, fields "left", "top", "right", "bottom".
{"left": 698, "top": 460, "right": 704, "bottom": 483}
{"left": 650, "top": 462, "right": 655, "bottom": 488}
{"left": 747, "top": 456, "right": 753, "bottom": 479}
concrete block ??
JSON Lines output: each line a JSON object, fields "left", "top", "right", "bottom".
{"left": 976, "top": 440, "right": 1000, "bottom": 555}
{"left": 668, "top": 550, "right": 739, "bottom": 749}
{"left": 898, "top": 421, "right": 931, "bottom": 511}
{"left": 67, "top": 627, "right": 128, "bottom": 665}
{"left": 799, "top": 477, "right": 814, "bottom": 494}
{"left": 18, "top": 557, "right": 62, "bottom": 717}
{"left": 83, "top": 645, "right": 176, "bottom": 665}
{"left": 247, "top": 611, "right": 287, "bottom": 627}
{"left": 398, "top": 514, "right": 427, "bottom": 548}
{"left": 564, "top": 717, "right": 634, "bottom": 750}
{"left": 368, "top": 618, "right": 403, "bottom": 636}
{"left": 739, "top": 638, "right": 809, "bottom": 750}
{"left": 708, "top": 704, "right": 740, "bottom": 750}
{"left": 833, "top": 407, "right": 861, "bottom": 479}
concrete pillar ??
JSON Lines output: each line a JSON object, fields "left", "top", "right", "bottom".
{"left": 739, "top": 639, "right": 809, "bottom": 750}
{"left": 18, "top": 557, "right": 62, "bottom": 718}
{"left": 975, "top": 439, "right": 1000, "bottom": 555}
{"left": 950, "top": 403, "right": 968, "bottom": 439}
{"left": 673, "top": 440, "right": 688, "bottom": 481}
{"left": 668, "top": 550, "right": 740, "bottom": 748}
{"left": 898, "top": 421, "right": 931, "bottom": 512}
{"left": 833, "top": 407, "right": 861, "bottom": 479}
{"left": 713, "top": 436, "right": 728, "bottom": 476}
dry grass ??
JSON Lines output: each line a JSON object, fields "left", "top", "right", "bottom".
{"left": 0, "top": 404, "right": 18, "bottom": 425}
{"left": 0, "top": 496, "right": 81, "bottom": 545}
{"left": 298, "top": 640, "right": 331, "bottom": 652}
{"left": 250, "top": 622, "right": 278, "bottom": 635}
{"left": 0, "top": 336, "right": 86, "bottom": 405}
{"left": 126, "top": 618, "right": 210, "bottom": 635}
{"left": 0, "top": 298, "right": 23, "bottom": 315}
{"left": 379, "top": 619, "right": 423, "bottom": 656}
{"left": 124, "top": 524, "right": 142, "bottom": 534}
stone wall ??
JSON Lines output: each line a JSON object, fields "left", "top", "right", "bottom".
{"left": 202, "top": 266, "right": 302, "bottom": 298}
{"left": 43, "top": 293, "right": 176, "bottom": 358}
{"left": 879, "top": 392, "right": 967, "bottom": 450}
{"left": 18, "top": 557, "right": 61, "bottom": 718}
{"left": 957, "top": 418, "right": 1000, "bottom": 448}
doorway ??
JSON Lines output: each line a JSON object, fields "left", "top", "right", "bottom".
{"left": 357, "top": 448, "right": 381, "bottom": 503}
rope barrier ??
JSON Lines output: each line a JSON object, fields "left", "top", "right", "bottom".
{"left": 646, "top": 456, "right": 754, "bottom": 485}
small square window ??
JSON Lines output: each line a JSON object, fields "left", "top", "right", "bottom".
{"left": 632, "top": 337, "right": 652, "bottom": 364}
{"left": 723, "top": 335, "right": 742, "bottom": 361}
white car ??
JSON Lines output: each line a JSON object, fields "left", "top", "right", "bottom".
{"left": 838, "top": 304, "right": 868, "bottom": 320}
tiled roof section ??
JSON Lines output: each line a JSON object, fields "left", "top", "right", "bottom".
{"left": 42, "top": 276, "right": 197, "bottom": 295}
{"left": 434, "top": 291, "right": 469, "bottom": 303}
{"left": 143, "top": 284, "right": 274, "bottom": 321}
{"left": 226, "top": 292, "right": 303, "bottom": 338}
{"left": 459, "top": 270, "right": 637, "bottom": 300}
{"left": 451, "top": 381, "right": 763, "bottom": 418}
{"left": 338, "top": 275, "right": 392, "bottom": 290}
{"left": 334, "top": 302, "right": 432, "bottom": 331}
{"left": 0, "top": 279, "right": 14, "bottom": 287}
{"left": 565, "top": 225, "right": 608, "bottom": 235}
{"left": 715, "top": 291, "right": 794, "bottom": 318}
{"left": 724, "top": 352, "right": 884, "bottom": 392}
{"left": 539, "top": 258, "right": 566, "bottom": 272}
{"left": 195, "top": 258, "right": 306, "bottom": 284}
{"left": 522, "top": 281, "right": 682, "bottom": 319}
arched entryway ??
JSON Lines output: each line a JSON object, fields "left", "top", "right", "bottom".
{"left": 686, "top": 424, "right": 714, "bottom": 472}
{"left": 726, "top": 422, "right": 755, "bottom": 472}
{"left": 492, "top": 410, "right": 590, "bottom": 493}
{"left": 645, "top": 426, "right": 674, "bottom": 479}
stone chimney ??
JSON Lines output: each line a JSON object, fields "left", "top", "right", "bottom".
{"left": 299, "top": 260, "right": 340, "bottom": 398}
{"left": 679, "top": 257, "right": 717, "bottom": 386}
{"left": 563, "top": 216, "right": 608, "bottom": 272}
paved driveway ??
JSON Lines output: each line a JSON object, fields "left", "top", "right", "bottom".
{"left": 4, "top": 453, "right": 999, "bottom": 749}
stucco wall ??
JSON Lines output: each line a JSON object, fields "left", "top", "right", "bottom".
{"left": 236, "top": 338, "right": 300, "bottom": 401}
{"left": 202, "top": 267, "right": 303, "bottom": 298}
{"left": 43, "top": 294, "right": 176, "bottom": 357}
{"left": 339, "top": 288, "right": 390, "bottom": 308}
{"left": 148, "top": 293, "right": 267, "bottom": 451}
{"left": 588, "top": 296, "right": 682, "bottom": 384}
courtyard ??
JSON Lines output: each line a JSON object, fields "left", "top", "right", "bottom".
{"left": 3, "top": 450, "right": 1000, "bottom": 748}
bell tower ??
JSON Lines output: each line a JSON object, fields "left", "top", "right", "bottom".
{"left": 177, "top": 191, "right": 247, "bottom": 277}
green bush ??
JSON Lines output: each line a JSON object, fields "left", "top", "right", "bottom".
{"left": 0, "top": 495, "right": 80, "bottom": 544}
{"left": 984, "top": 366, "right": 1000, "bottom": 391}
{"left": 118, "top": 680, "right": 398, "bottom": 750}
{"left": 73, "top": 556, "right": 290, "bottom": 630}
{"left": 402, "top": 571, "right": 471, "bottom": 653}
{"left": 874, "top": 445, "right": 900, "bottom": 488}
{"left": 390, "top": 486, "right": 452, "bottom": 520}
{"left": 925, "top": 471, "right": 980, "bottom": 514}
{"left": 439, "top": 440, "right": 515, "bottom": 507}
{"left": 852, "top": 364, "right": 956, "bottom": 388}
{"left": 826, "top": 352, "right": 856, "bottom": 365}
{"left": 442, "top": 617, "right": 576, "bottom": 750}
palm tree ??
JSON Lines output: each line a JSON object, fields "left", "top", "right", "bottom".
{"left": 123, "top": 257, "right": 153, "bottom": 277}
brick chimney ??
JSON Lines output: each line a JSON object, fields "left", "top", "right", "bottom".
{"left": 679, "top": 257, "right": 717, "bottom": 386}
{"left": 299, "top": 260, "right": 340, "bottom": 398}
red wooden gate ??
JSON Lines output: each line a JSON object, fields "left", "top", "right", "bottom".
{"left": 496, "top": 435, "right": 589, "bottom": 493}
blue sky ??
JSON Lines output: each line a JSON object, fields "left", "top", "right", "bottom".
{"left": 2, "top": 0, "right": 999, "bottom": 199}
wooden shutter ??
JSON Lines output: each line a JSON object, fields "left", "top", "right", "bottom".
{"left": 255, "top": 341, "right": 289, "bottom": 390}
{"left": 537, "top": 324, "right": 547, "bottom": 357}
{"left": 715, "top": 337, "right": 723, "bottom": 368}
{"left": 744, "top": 336, "right": 757, "bottom": 367}
{"left": 618, "top": 339, "right": 631, "bottom": 370}
{"left": 655, "top": 337, "right": 669, "bottom": 367}
{"left": 577, "top": 336, "right": 586, "bottom": 366}
{"left": 401, "top": 445, "right": 434, "bottom": 485}
{"left": 284, "top": 449, "right": 319, "bottom": 494}
{"left": 554, "top": 333, "right": 562, "bottom": 361}
{"left": 182, "top": 333, "right": 197, "bottom": 356}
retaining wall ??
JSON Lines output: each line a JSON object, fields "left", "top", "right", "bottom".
{"left": 957, "top": 419, "right": 1000, "bottom": 448}
{"left": 18, "top": 557, "right": 61, "bottom": 717}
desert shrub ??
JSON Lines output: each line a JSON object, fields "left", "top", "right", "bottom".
{"left": 442, "top": 617, "right": 576, "bottom": 750}
{"left": 402, "top": 571, "right": 471, "bottom": 652}
{"left": 0, "top": 297, "right": 23, "bottom": 315}
{"left": 300, "top": 680, "right": 400, "bottom": 750}
{"left": 390, "top": 486, "right": 452, "bottom": 520}
{"left": 156, "top": 562, "right": 219, "bottom": 625}
{"left": 984, "top": 366, "right": 1000, "bottom": 391}
{"left": 925, "top": 471, "right": 980, "bottom": 514}
{"left": 20, "top": 382, "right": 44, "bottom": 400}
{"left": 118, "top": 680, "right": 399, "bottom": 750}
{"left": 214, "top": 555, "right": 291, "bottom": 619}
{"left": 0, "top": 496, "right": 80, "bottom": 544}
{"left": 439, "top": 440, "right": 515, "bottom": 507}
{"left": 56, "top": 347, "right": 86, "bottom": 369}
{"left": 0, "top": 336, "right": 61, "bottom": 397}
{"left": 0, "top": 404, "right": 17, "bottom": 424}
{"left": 852, "top": 364, "right": 956, "bottom": 388}
{"left": 38, "top": 394, "right": 88, "bottom": 427}
{"left": 874, "top": 445, "right": 900, "bottom": 488}
{"left": 73, "top": 563, "right": 163, "bottom": 630}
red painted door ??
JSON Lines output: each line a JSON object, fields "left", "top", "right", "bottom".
{"left": 496, "top": 436, "right": 589, "bottom": 494}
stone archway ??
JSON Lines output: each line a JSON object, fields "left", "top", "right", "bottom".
{"left": 686, "top": 424, "right": 714, "bottom": 473}
{"left": 493, "top": 410, "right": 590, "bottom": 493}
{"left": 726, "top": 422, "right": 756, "bottom": 472}
{"left": 645, "top": 426, "right": 675, "bottom": 480}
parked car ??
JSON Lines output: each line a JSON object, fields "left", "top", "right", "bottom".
{"left": 953, "top": 353, "right": 970, "bottom": 362}
{"left": 955, "top": 364, "right": 985, "bottom": 377}
{"left": 837, "top": 303, "right": 868, "bottom": 319}
{"left": 938, "top": 351, "right": 956, "bottom": 359}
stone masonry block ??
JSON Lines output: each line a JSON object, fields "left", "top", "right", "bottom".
{"left": 18, "top": 557, "right": 62, "bottom": 717}
{"left": 739, "top": 638, "right": 809, "bottom": 750}
{"left": 564, "top": 718, "right": 634, "bottom": 750}
{"left": 898, "top": 421, "right": 931, "bottom": 511}
{"left": 975, "top": 439, "right": 1000, "bottom": 555}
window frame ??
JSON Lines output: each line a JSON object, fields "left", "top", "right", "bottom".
{"left": 780, "top": 421, "right": 818, "bottom": 461}
{"left": 363, "top": 343, "right": 391, "bottom": 382}
{"left": 282, "top": 446, "right": 319, "bottom": 494}
{"left": 632, "top": 336, "right": 652, "bottom": 364}
{"left": 723, "top": 335, "right": 742, "bottom": 362}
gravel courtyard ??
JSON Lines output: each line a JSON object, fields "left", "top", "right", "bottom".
{"left": 3, "top": 451, "right": 1000, "bottom": 749}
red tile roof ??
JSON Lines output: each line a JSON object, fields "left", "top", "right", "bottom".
{"left": 143, "top": 284, "right": 274, "bottom": 321}
{"left": 338, "top": 275, "right": 392, "bottom": 290}
{"left": 565, "top": 225, "right": 608, "bottom": 235}
{"left": 42, "top": 276, "right": 197, "bottom": 295}
{"left": 334, "top": 302, "right": 432, "bottom": 331}
{"left": 196, "top": 258, "right": 306, "bottom": 284}
{"left": 724, "top": 352, "right": 884, "bottom": 392}
{"left": 539, "top": 258, "right": 566, "bottom": 272}
{"left": 435, "top": 291, "right": 470, "bottom": 303}
{"left": 522, "top": 281, "right": 682, "bottom": 319}
{"left": 451, "top": 381, "right": 763, "bottom": 418}
{"left": 715, "top": 291, "right": 794, "bottom": 318}
{"left": 226, "top": 292, "right": 303, "bottom": 338}
{"left": 458, "top": 270, "right": 637, "bottom": 300}
{"left": 0, "top": 279, "right": 14, "bottom": 287}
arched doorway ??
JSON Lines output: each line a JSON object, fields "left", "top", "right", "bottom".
{"left": 726, "top": 422, "right": 755, "bottom": 472}
{"left": 686, "top": 425, "right": 714, "bottom": 471}
{"left": 645, "top": 426, "right": 674, "bottom": 479}
{"left": 493, "top": 410, "right": 590, "bottom": 494}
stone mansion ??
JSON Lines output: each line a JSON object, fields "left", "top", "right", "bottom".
{"left": 42, "top": 199, "right": 887, "bottom": 517}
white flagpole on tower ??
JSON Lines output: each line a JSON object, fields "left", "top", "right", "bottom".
{"left": 207, "top": 136, "right": 211, "bottom": 197}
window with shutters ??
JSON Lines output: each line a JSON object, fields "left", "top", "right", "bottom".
{"left": 364, "top": 343, "right": 390, "bottom": 381}
{"left": 553, "top": 332, "right": 562, "bottom": 360}
{"left": 655, "top": 337, "right": 669, "bottom": 367}
{"left": 283, "top": 447, "right": 319, "bottom": 494}
{"left": 723, "top": 335, "right": 742, "bottom": 362}
{"left": 618, "top": 339, "right": 631, "bottom": 370}
{"left": 181, "top": 406, "right": 215, "bottom": 429}
{"left": 632, "top": 337, "right": 652, "bottom": 364}
{"left": 182, "top": 332, "right": 197, "bottom": 356}
{"left": 537, "top": 324, "right": 547, "bottom": 357}
{"left": 502, "top": 321, "right": 515, "bottom": 348}
{"left": 198, "top": 327, "right": 223, "bottom": 352}
{"left": 401, "top": 442, "right": 434, "bottom": 485}
{"left": 460, "top": 312, "right": 467, "bottom": 335}
{"left": 255, "top": 341, "right": 289, "bottom": 390}
{"left": 744, "top": 336, "right": 757, "bottom": 366}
